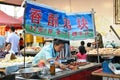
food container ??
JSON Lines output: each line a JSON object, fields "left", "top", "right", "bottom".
{"left": 15, "top": 67, "right": 41, "bottom": 79}
{"left": 25, "top": 33, "right": 33, "bottom": 43}
{"left": 36, "top": 36, "right": 44, "bottom": 43}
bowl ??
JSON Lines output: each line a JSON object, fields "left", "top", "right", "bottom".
{"left": 18, "top": 67, "right": 41, "bottom": 79}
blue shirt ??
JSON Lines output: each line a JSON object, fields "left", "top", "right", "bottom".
{"left": 0, "top": 36, "right": 5, "bottom": 48}
{"left": 32, "top": 43, "right": 59, "bottom": 65}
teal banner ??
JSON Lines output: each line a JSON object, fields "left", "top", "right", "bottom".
{"left": 24, "top": 1, "right": 95, "bottom": 40}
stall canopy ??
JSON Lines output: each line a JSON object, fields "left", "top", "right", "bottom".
{"left": 0, "top": 10, "right": 22, "bottom": 30}
{"left": 18, "top": 16, "right": 23, "bottom": 23}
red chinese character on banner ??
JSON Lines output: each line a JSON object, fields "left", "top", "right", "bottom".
{"left": 48, "top": 29, "right": 52, "bottom": 34}
{"left": 64, "top": 18, "right": 71, "bottom": 30}
{"left": 72, "top": 32, "right": 77, "bottom": 36}
{"left": 48, "top": 13, "right": 58, "bottom": 27}
{"left": 56, "top": 30, "right": 60, "bottom": 35}
{"left": 77, "top": 17, "right": 88, "bottom": 30}
{"left": 38, "top": 27, "right": 43, "bottom": 32}
{"left": 30, "top": 8, "right": 42, "bottom": 24}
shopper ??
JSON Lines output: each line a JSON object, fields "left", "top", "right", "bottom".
{"left": 0, "top": 43, "right": 11, "bottom": 58}
{"left": 78, "top": 41, "right": 86, "bottom": 52}
{"left": 96, "top": 32, "right": 104, "bottom": 48}
{"left": 105, "top": 41, "right": 113, "bottom": 48}
{"left": 6, "top": 26, "right": 20, "bottom": 55}
{"left": 32, "top": 39, "right": 67, "bottom": 69}
{"left": 72, "top": 45, "right": 87, "bottom": 62}
{"left": 19, "top": 33, "right": 24, "bottom": 50}
{"left": 80, "top": 41, "right": 85, "bottom": 46}
{"left": 0, "top": 35, "right": 5, "bottom": 51}
{"left": 86, "top": 42, "right": 92, "bottom": 52}
{"left": 111, "top": 40, "right": 116, "bottom": 48}
{"left": 76, "top": 46, "right": 87, "bottom": 62}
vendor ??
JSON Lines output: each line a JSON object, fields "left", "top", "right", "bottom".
{"left": 0, "top": 43, "right": 11, "bottom": 58}
{"left": 86, "top": 42, "right": 92, "bottom": 52}
{"left": 32, "top": 39, "right": 67, "bottom": 69}
{"left": 92, "top": 32, "right": 104, "bottom": 48}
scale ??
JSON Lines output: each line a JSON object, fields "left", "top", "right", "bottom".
{"left": 101, "top": 55, "right": 114, "bottom": 73}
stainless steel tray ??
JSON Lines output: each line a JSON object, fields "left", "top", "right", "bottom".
{"left": 16, "top": 75, "right": 42, "bottom": 80}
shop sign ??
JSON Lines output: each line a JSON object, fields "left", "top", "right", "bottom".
{"left": 24, "top": 1, "right": 95, "bottom": 40}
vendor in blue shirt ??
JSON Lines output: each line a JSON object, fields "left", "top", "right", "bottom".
{"left": 32, "top": 39, "right": 67, "bottom": 69}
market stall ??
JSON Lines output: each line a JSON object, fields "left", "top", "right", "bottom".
{"left": 0, "top": 10, "right": 22, "bottom": 36}
{"left": 15, "top": 1, "right": 100, "bottom": 80}
{"left": 0, "top": 54, "right": 33, "bottom": 80}
{"left": 15, "top": 63, "right": 101, "bottom": 80}
{"left": 0, "top": 56, "right": 33, "bottom": 70}
{"left": 0, "top": 10, "right": 22, "bottom": 29}
{"left": 87, "top": 48, "right": 120, "bottom": 63}
{"left": 0, "top": 53, "right": 101, "bottom": 80}
{"left": 0, "top": 1, "right": 101, "bottom": 80}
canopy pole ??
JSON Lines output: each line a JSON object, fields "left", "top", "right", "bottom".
{"left": 91, "top": 8, "right": 100, "bottom": 63}
{"left": 23, "top": 30, "right": 26, "bottom": 68}
{"left": 23, "top": 1, "right": 27, "bottom": 68}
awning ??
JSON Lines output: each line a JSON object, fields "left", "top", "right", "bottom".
{"left": 0, "top": 10, "right": 22, "bottom": 29}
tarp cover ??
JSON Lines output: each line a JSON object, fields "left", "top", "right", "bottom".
{"left": 0, "top": 10, "right": 22, "bottom": 29}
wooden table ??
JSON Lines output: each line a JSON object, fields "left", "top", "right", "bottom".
{"left": 92, "top": 68, "right": 120, "bottom": 78}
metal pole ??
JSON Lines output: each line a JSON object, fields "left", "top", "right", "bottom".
{"left": 110, "top": 25, "right": 120, "bottom": 40}
{"left": 91, "top": 8, "right": 100, "bottom": 63}
{"left": 23, "top": 30, "right": 26, "bottom": 68}
{"left": 23, "top": 1, "right": 26, "bottom": 68}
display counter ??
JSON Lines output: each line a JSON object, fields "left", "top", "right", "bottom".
{"left": 87, "top": 48, "right": 120, "bottom": 56}
{"left": 16, "top": 63, "right": 101, "bottom": 80}
{"left": 87, "top": 54, "right": 120, "bottom": 63}
{"left": 87, "top": 48, "right": 120, "bottom": 63}
{"left": 20, "top": 47, "right": 41, "bottom": 56}
{"left": 92, "top": 68, "right": 120, "bottom": 80}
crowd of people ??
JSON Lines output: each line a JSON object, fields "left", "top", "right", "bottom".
{"left": 0, "top": 26, "right": 100, "bottom": 64}
{"left": 32, "top": 38, "right": 95, "bottom": 68}
{"left": 72, "top": 41, "right": 93, "bottom": 62}
{"left": 0, "top": 26, "right": 24, "bottom": 58}
{"left": 0, "top": 26, "right": 116, "bottom": 68}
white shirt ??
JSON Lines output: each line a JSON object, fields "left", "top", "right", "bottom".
{"left": 6, "top": 32, "right": 20, "bottom": 53}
